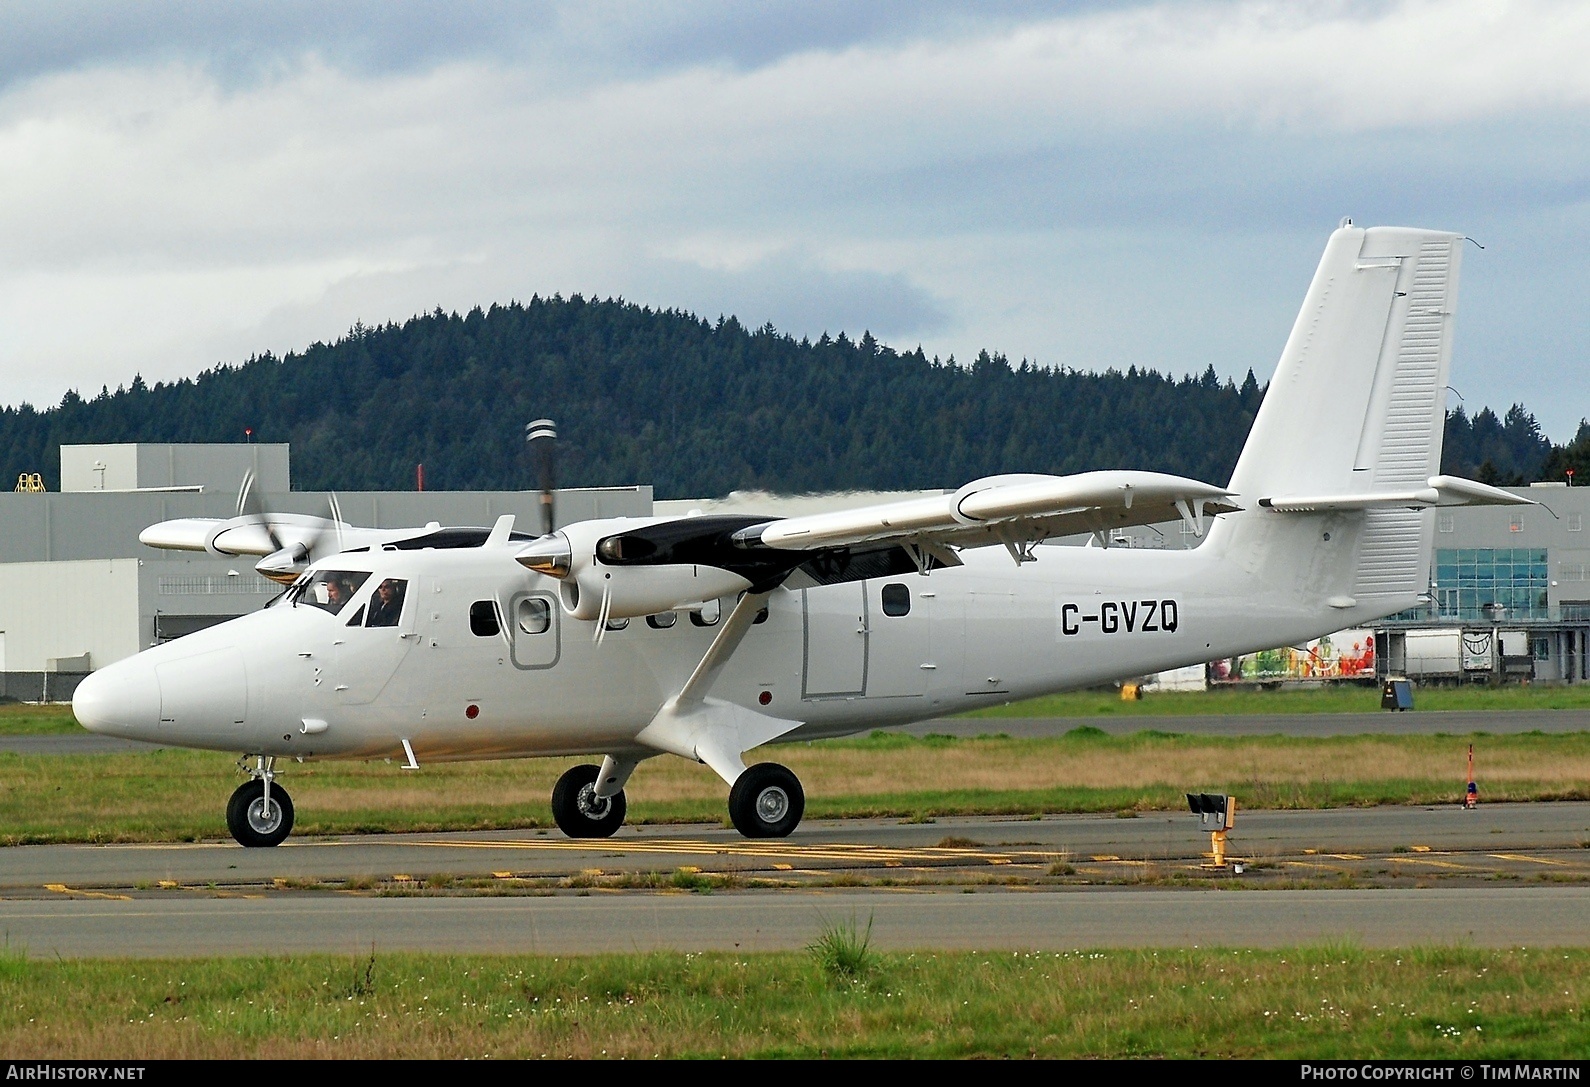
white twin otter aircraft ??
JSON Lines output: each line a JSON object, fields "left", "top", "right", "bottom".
{"left": 73, "top": 223, "right": 1529, "bottom": 847}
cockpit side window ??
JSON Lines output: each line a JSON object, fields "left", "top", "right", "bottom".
{"left": 295, "top": 570, "right": 372, "bottom": 615}
{"left": 365, "top": 579, "right": 408, "bottom": 628}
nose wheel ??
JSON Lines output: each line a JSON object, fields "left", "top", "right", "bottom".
{"left": 551, "top": 763, "right": 627, "bottom": 838}
{"left": 728, "top": 762, "right": 804, "bottom": 838}
{"left": 226, "top": 777, "right": 295, "bottom": 848}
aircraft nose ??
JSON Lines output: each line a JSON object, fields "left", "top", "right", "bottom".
{"left": 72, "top": 661, "right": 161, "bottom": 736}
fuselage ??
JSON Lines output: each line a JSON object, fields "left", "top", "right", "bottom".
{"left": 73, "top": 529, "right": 1398, "bottom": 763}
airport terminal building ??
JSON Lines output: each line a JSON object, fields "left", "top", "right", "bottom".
{"left": 0, "top": 443, "right": 648, "bottom": 700}
{"left": 2, "top": 442, "right": 1586, "bottom": 700}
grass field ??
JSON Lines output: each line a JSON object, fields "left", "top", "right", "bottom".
{"left": 968, "top": 683, "right": 1590, "bottom": 717}
{"left": 8, "top": 682, "right": 1590, "bottom": 739}
{"left": 4, "top": 728, "right": 1589, "bottom": 844}
{"left": 1, "top": 942, "right": 1585, "bottom": 1058}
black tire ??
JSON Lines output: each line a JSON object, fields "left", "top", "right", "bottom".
{"left": 226, "top": 779, "right": 295, "bottom": 848}
{"left": 728, "top": 762, "right": 804, "bottom": 838}
{"left": 551, "top": 764, "right": 627, "bottom": 838}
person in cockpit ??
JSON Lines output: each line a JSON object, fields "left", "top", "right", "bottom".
{"left": 366, "top": 578, "right": 407, "bottom": 627}
{"left": 323, "top": 576, "right": 352, "bottom": 613}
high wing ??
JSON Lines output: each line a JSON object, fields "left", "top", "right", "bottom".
{"left": 732, "top": 470, "right": 1239, "bottom": 566}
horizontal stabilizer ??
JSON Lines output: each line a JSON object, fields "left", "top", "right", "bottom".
{"left": 1257, "top": 475, "right": 1533, "bottom": 513}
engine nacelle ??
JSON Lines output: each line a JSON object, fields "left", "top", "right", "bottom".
{"left": 564, "top": 563, "right": 752, "bottom": 621}
{"left": 515, "top": 517, "right": 754, "bottom": 621}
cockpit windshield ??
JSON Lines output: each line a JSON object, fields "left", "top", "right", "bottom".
{"left": 292, "top": 570, "right": 372, "bottom": 615}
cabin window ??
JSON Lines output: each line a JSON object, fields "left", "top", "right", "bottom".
{"left": 753, "top": 605, "right": 769, "bottom": 624}
{"left": 517, "top": 597, "right": 551, "bottom": 635}
{"left": 646, "top": 611, "right": 677, "bottom": 629}
{"left": 365, "top": 579, "right": 408, "bottom": 627}
{"left": 295, "top": 570, "right": 371, "bottom": 615}
{"left": 470, "top": 601, "right": 501, "bottom": 637}
{"left": 604, "top": 617, "right": 629, "bottom": 632}
{"left": 881, "top": 583, "right": 910, "bottom": 617}
{"left": 690, "top": 598, "right": 722, "bottom": 627}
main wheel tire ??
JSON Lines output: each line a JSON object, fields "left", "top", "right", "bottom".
{"left": 728, "top": 762, "right": 804, "bottom": 838}
{"left": 225, "top": 779, "right": 295, "bottom": 848}
{"left": 551, "top": 764, "right": 627, "bottom": 838}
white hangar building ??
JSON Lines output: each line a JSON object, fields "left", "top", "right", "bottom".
{"left": 0, "top": 443, "right": 648, "bottom": 701}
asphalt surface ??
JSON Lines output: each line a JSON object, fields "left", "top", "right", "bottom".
{"left": 4, "top": 805, "right": 1589, "bottom": 958}
{"left": 5, "top": 887, "right": 1589, "bottom": 958}
{"left": 4, "top": 804, "right": 1588, "bottom": 891}
{"left": 3, "top": 710, "right": 1589, "bottom": 958}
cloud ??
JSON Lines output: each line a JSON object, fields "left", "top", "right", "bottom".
{"left": 0, "top": 1, "right": 1587, "bottom": 436}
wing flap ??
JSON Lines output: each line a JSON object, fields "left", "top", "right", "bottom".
{"left": 738, "top": 471, "right": 1237, "bottom": 553}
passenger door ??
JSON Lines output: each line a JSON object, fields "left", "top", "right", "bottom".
{"left": 866, "top": 580, "right": 929, "bottom": 699}
{"left": 802, "top": 583, "right": 868, "bottom": 698}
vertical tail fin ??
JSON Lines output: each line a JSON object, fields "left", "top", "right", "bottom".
{"left": 1228, "top": 223, "right": 1464, "bottom": 501}
{"left": 1212, "top": 224, "right": 1465, "bottom": 610}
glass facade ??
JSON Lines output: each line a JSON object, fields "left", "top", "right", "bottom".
{"left": 1433, "top": 548, "right": 1549, "bottom": 621}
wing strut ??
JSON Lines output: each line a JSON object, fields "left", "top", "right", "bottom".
{"left": 634, "top": 590, "right": 804, "bottom": 786}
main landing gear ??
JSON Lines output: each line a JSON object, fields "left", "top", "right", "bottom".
{"left": 728, "top": 763, "right": 804, "bottom": 838}
{"left": 549, "top": 759, "right": 805, "bottom": 840}
{"left": 227, "top": 757, "right": 295, "bottom": 848}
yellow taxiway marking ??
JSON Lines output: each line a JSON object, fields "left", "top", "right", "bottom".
{"left": 1285, "top": 861, "right": 1350, "bottom": 872}
{"left": 1326, "top": 853, "right": 1364, "bottom": 860}
{"left": 43, "top": 883, "right": 131, "bottom": 901}
{"left": 492, "top": 871, "right": 514, "bottom": 879}
{"left": 1410, "top": 845, "right": 1433, "bottom": 853}
{"left": 1387, "top": 856, "right": 1474, "bottom": 871}
{"left": 1489, "top": 853, "right": 1571, "bottom": 866}
{"left": 157, "top": 880, "right": 179, "bottom": 889}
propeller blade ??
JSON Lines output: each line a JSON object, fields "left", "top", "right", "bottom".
{"left": 236, "top": 469, "right": 285, "bottom": 555}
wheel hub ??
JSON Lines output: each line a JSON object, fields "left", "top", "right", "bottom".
{"left": 755, "top": 785, "right": 789, "bottom": 823}
{"left": 246, "top": 797, "right": 283, "bottom": 836}
{"left": 576, "top": 784, "right": 611, "bottom": 820}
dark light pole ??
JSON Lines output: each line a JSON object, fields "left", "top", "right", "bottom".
{"left": 526, "top": 419, "right": 557, "bottom": 536}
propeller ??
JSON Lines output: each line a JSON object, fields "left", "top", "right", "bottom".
{"left": 235, "top": 469, "right": 348, "bottom": 584}
{"left": 526, "top": 418, "right": 557, "bottom": 537}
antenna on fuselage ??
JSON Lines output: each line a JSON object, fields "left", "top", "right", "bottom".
{"left": 526, "top": 418, "right": 557, "bottom": 536}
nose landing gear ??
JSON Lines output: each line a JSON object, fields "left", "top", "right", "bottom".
{"left": 227, "top": 757, "right": 295, "bottom": 848}
{"left": 551, "top": 763, "right": 627, "bottom": 838}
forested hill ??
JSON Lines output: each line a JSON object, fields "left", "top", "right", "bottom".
{"left": 1, "top": 297, "right": 1584, "bottom": 497}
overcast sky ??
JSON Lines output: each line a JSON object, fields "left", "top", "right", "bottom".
{"left": 2, "top": 0, "right": 1587, "bottom": 439}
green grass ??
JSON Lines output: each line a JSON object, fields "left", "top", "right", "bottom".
{"left": 4, "top": 729, "right": 1589, "bottom": 844}
{"left": 0, "top": 703, "right": 83, "bottom": 735}
{"left": 6, "top": 682, "right": 1590, "bottom": 741}
{"left": 1, "top": 945, "right": 1586, "bottom": 1057}
{"left": 965, "top": 683, "right": 1590, "bottom": 718}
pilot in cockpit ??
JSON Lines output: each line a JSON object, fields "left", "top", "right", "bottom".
{"left": 366, "top": 578, "right": 407, "bottom": 628}
{"left": 323, "top": 576, "right": 353, "bottom": 613}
